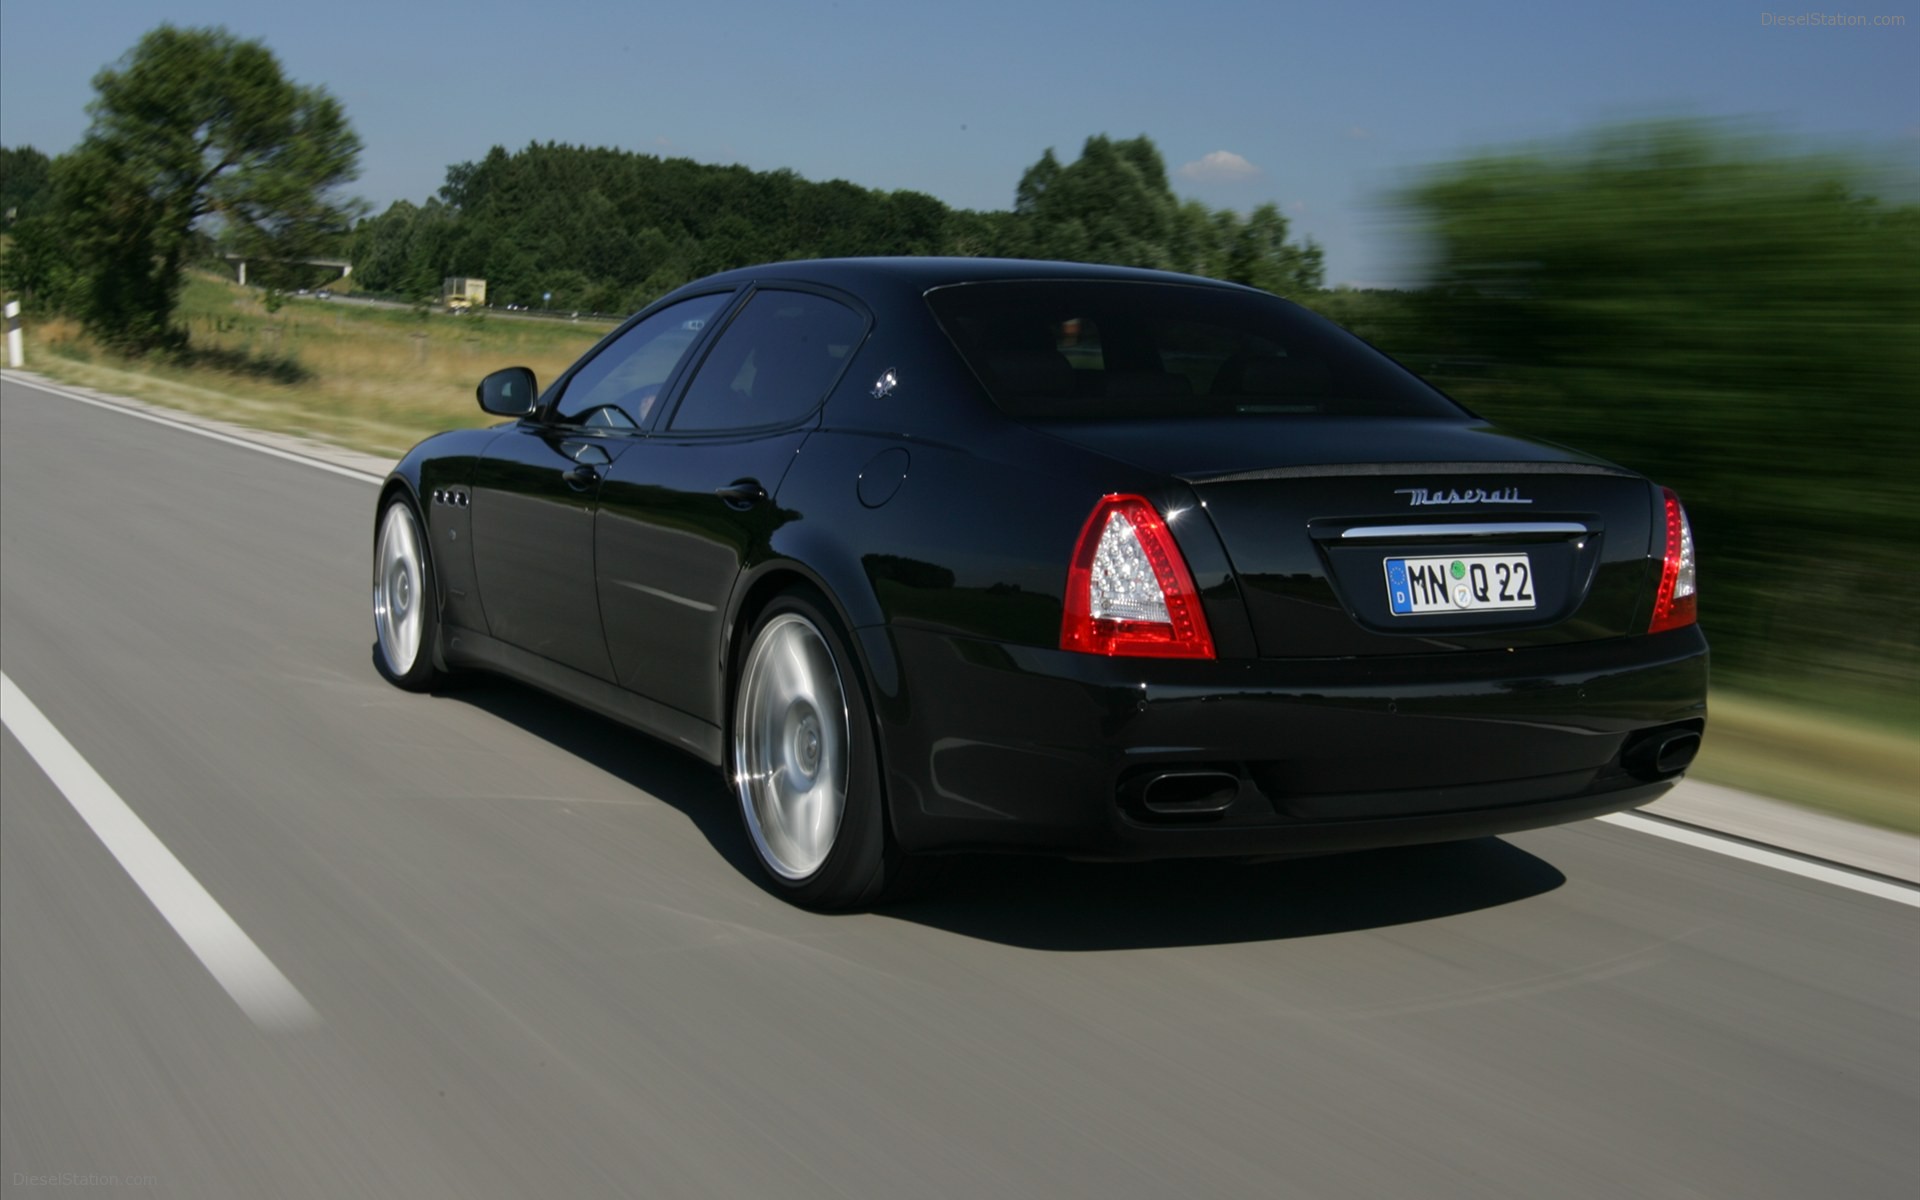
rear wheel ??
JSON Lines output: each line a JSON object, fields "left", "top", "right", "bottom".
{"left": 372, "top": 495, "right": 442, "bottom": 691}
{"left": 732, "top": 590, "right": 903, "bottom": 909}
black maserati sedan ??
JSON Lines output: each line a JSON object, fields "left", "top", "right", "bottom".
{"left": 372, "top": 258, "right": 1706, "bottom": 908}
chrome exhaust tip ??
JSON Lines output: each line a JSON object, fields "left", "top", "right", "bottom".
{"left": 1136, "top": 770, "right": 1241, "bottom": 816}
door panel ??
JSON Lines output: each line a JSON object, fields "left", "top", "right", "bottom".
{"left": 471, "top": 429, "right": 634, "bottom": 680}
{"left": 595, "top": 433, "right": 809, "bottom": 724}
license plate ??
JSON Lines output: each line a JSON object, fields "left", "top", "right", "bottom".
{"left": 1384, "top": 554, "right": 1535, "bottom": 615}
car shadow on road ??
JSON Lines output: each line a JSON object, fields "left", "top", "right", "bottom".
{"left": 881, "top": 840, "right": 1565, "bottom": 950}
{"left": 440, "top": 674, "right": 1567, "bottom": 951}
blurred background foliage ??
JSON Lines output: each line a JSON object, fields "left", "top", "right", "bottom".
{"left": 1350, "top": 121, "right": 1917, "bottom": 715}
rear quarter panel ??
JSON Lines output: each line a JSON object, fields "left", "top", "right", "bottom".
{"left": 797, "top": 289, "right": 1246, "bottom": 653}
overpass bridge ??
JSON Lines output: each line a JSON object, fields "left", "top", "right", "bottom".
{"left": 222, "top": 256, "right": 352, "bottom": 287}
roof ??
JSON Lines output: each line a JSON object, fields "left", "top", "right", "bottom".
{"left": 685, "top": 256, "right": 1259, "bottom": 297}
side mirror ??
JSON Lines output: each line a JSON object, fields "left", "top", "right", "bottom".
{"left": 477, "top": 366, "right": 539, "bottom": 416}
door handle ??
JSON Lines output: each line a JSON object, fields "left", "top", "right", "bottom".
{"left": 563, "top": 464, "right": 600, "bottom": 490}
{"left": 715, "top": 479, "right": 768, "bottom": 510}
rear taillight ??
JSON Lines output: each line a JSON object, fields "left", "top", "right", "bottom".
{"left": 1061, "top": 495, "right": 1216, "bottom": 659}
{"left": 1649, "top": 487, "right": 1697, "bottom": 633}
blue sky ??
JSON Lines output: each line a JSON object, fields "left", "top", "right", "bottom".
{"left": 1, "top": 0, "right": 1912, "bottom": 284}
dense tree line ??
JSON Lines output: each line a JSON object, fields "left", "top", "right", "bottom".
{"left": 344, "top": 135, "right": 1324, "bottom": 311}
{"left": 5, "top": 117, "right": 1326, "bottom": 326}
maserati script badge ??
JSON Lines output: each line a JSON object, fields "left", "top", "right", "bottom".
{"left": 1394, "top": 486, "right": 1532, "bottom": 506}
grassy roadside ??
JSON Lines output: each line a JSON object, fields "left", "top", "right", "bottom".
{"left": 1692, "top": 691, "right": 1918, "bottom": 835}
{"left": 5, "top": 275, "right": 1914, "bottom": 835}
{"left": 14, "top": 273, "right": 612, "bottom": 458}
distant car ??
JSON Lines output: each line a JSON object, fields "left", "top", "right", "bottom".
{"left": 372, "top": 258, "right": 1707, "bottom": 908}
{"left": 315, "top": 288, "right": 333, "bottom": 300}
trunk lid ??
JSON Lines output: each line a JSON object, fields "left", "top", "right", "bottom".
{"left": 1030, "top": 416, "right": 1661, "bottom": 657}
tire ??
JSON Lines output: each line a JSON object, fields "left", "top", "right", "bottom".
{"left": 371, "top": 493, "right": 442, "bottom": 691}
{"left": 731, "top": 588, "right": 906, "bottom": 910}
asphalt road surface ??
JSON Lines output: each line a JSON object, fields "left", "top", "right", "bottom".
{"left": 3, "top": 375, "right": 1915, "bottom": 1199}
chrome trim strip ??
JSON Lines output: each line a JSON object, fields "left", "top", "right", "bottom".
{"left": 1187, "top": 461, "right": 1634, "bottom": 484}
{"left": 1341, "top": 521, "right": 1590, "bottom": 540}
{"left": 613, "top": 579, "right": 718, "bottom": 612}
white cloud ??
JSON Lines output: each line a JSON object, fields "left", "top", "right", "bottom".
{"left": 1177, "top": 150, "right": 1262, "bottom": 183}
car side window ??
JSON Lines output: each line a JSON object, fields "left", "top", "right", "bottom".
{"left": 669, "top": 290, "right": 866, "bottom": 433}
{"left": 553, "top": 293, "right": 731, "bottom": 427}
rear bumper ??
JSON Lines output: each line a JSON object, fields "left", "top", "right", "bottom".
{"left": 860, "top": 624, "right": 1709, "bottom": 859}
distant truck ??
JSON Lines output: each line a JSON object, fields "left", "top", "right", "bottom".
{"left": 443, "top": 277, "right": 487, "bottom": 311}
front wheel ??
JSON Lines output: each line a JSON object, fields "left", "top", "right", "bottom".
{"left": 371, "top": 495, "right": 442, "bottom": 691}
{"left": 731, "top": 590, "right": 903, "bottom": 909}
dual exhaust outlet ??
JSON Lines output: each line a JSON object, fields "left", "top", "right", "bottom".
{"left": 1124, "top": 722, "right": 1703, "bottom": 823}
{"left": 1624, "top": 726, "right": 1703, "bottom": 778}
{"left": 1122, "top": 769, "right": 1241, "bottom": 818}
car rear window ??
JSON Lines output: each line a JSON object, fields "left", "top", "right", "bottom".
{"left": 926, "top": 280, "right": 1461, "bottom": 420}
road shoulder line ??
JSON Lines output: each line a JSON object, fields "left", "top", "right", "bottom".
{"left": 2, "top": 370, "right": 386, "bottom": 483}
{"left": 1599, "top": 812, "right": 1920, "bottom": 908}
{"left": 1645, "top": 778, "right": 1918, "bottom": 884}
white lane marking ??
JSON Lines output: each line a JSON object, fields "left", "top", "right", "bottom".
{"left": 4, "top": 375, "right": 382, "bottom": 484}
{"left": 1601, "top": 812, "right": 1920, "bottom": 909}
{"left": 0, "top": 673, "right": 321, "bottom": 1030}
{"left": 13, "top": 376, "right": 1917, "bottom": 909}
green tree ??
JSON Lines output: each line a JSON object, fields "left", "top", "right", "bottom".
{"left": 1219, "top": 202, "right": 1325, "bottom": 293}
{"left": 2, "top": 147, "right": 66, "bottom": 301}
{"left": 1012, "top": 135, "right": 1176, "bottom": 267}
{"left": 1004, "top": 136, "right": 1323, "bottom": 289}
{"left": 0, "top": 211, "right": 81, "bottom": 307}
{"left": 0, "top": 146, "right": 54, "bottom": 221}
{"left": 60, "top": 25, "right": 361, "bottom": 348}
